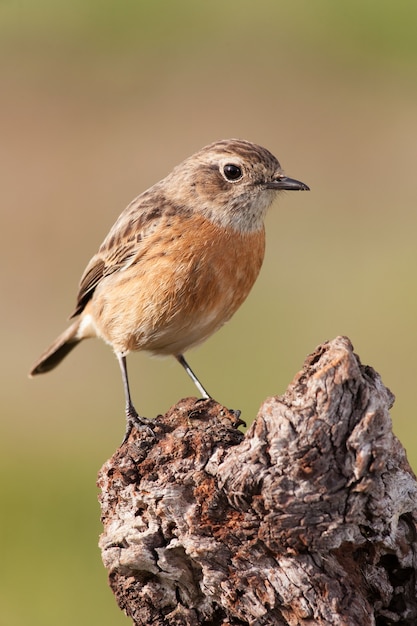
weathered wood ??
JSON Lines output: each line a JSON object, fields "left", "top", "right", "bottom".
{"left": 97, "top": 336, "right": 417, "bottom": 625}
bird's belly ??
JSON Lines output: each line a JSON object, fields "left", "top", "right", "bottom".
{"left": 141, "top": 285, "right": 242, "bottom": 355}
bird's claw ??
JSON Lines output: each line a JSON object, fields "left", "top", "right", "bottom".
{"left": 122, "top": 409, "right": 155, "bottom": 444}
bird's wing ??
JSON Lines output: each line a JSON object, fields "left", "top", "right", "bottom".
{"left": 70, "top": 256, "right": 106, "bottom": 317}
{"left": 70, "top": 193, "right": 166, "bottom": 318}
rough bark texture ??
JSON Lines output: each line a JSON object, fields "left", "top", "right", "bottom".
{"left": 97, "top": 336, "right": 417, "bottom": 625}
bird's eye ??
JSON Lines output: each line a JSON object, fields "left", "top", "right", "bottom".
{"left": 223, "top": 163, "right": 243, "bottom": 181}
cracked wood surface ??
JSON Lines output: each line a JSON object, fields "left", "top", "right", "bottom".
{"left": 97, "top": 336, "right": 417, "bottom": 625}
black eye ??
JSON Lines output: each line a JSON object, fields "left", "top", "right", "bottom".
{"left": 223, "top": 163, "right": 243, "bottom": 181}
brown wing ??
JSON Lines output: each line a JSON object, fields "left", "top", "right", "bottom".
{"left": 70, "top": 256, "right": 105, "bottom": 317}
{"left": 70, "top": 192, "right": 167, "bottom": 318}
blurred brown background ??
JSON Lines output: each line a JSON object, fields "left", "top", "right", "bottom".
{"left": 1, "top": 1, "right": 417, "bottom": 624}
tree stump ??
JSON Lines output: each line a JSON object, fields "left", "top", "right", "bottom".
{"left": 97, "top": 336, "right": 417, "bottom": 625}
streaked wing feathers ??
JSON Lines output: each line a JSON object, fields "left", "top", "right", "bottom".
{"left": 70, "top": 256, "right": 106, "bottom": 317}
{"left": 70, "top": 196, "right": 165, "bottom": 317}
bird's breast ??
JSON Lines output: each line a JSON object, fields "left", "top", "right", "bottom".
{"left": 91, "top": 213, "right": 265, "bottom": 355}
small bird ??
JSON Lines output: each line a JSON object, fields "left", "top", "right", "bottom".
{"left": 30, "top": 139, "right": 309, "bottom": 436}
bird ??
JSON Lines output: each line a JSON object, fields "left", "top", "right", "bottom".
{"left": 29, "top": 139, "right": 309, "bottom": 437}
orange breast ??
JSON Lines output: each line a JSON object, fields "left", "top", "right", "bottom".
{"left": 90, "top": 213, "right": 265, "bottom": 355}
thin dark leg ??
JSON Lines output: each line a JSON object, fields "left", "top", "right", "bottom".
{"left": 176, "top": 354, "right": 211, "bottom": 399}
{"left": 117, "top": 353, "right": 137, "bottom": 419}
{"left": 117, "top": 352, "right": 152, "bottom": 441}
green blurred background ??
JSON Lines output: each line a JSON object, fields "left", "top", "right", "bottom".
{"left": 2, "top": 1, "right": 417, "bottom": 623}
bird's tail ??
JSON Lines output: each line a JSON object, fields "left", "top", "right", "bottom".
{"left": 29, "top": 319, "right": 82, "bottom": 376}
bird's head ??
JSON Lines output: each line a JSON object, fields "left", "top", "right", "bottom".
{"left": 167, "top": 139, "right": 309, "bottom": 232}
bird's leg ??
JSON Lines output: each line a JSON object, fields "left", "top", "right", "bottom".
{"left": 176, "top": 354, "right": 243, "bottom": 424}
{"left": 117, "top": 353, "right": 153, "bottom": 442}
{"left": 176, "top": 354, "right": 211, "bottom": 399}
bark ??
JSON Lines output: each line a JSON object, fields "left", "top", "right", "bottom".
{"left": 97, "top": 336, "right": 417, "bottom": 625}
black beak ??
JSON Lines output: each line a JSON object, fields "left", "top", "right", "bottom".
{"left": 265, "top": 176, "right": 310, "bottom": 191}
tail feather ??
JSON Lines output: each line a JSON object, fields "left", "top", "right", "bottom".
{"left": 29, "top": 320, "right": 82, "bottom": 376}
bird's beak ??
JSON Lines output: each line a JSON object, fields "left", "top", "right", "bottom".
{"left": 265, "top": 176, "right": 310, "bottom": 191}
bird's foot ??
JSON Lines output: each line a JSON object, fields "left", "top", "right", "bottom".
{"left": 194, "top": 396, "right": 212, "bottom": 405}
{"left": 191, "top": 398, "right": 245, "bottom": 428}
{"left": 122, "top": 407, "right": 155, "bottom": 444}
{"left": 230, "top": 410, "right": 246, "bottom": 428}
